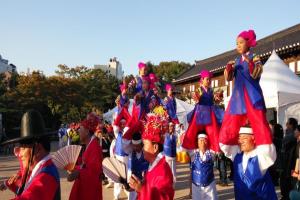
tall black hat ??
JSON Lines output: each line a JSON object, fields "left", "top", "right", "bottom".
{"left": 2, "top": 110, "right": 50, "bottom": 145}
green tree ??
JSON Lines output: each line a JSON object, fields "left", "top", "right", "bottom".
{"left": 151, "top": 61, "right": 191, "bottom": 82}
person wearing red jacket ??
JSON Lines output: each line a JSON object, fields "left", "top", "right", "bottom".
{"left": 0, "top": 110, "right": 61, "bottom": 200}
{"left": 129, "top": 115, "right": 174, "bottom": 200}
{"left": 68, "top": 115, "right": 103, "bottom": 200}
{"left": 0, "top": 147, "right": 24, "bottom": 194}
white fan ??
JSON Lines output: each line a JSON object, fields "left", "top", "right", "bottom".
{"left": 103, "top": 157, "right": 131, "bottom": 190}
{"left": 51, "top": 145, "right": 82, "bottom": 171}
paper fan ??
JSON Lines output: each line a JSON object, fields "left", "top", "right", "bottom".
{"left": 103, "top": 157, "right": 127, "bottom": 182}
{"left": 103, "top": 157, "right": 131, "bottom": 190}
{"left": 51, "top": 145, "right": 82, "bottom": 171}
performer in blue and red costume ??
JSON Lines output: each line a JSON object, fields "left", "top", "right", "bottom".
{"left": 124, "top": 76, "right": 156, "bottom": 140}
{"left": 113, "top": 83, "right": 131, "bottom": 136}
{"left": 134, "top": 62, "right": 148, "bottom": 93}
{"left": 163, "top": 84, "right": 179, "bottom": 124}
{"left": 219, "top": 30, "right": 274, "bottom": 161}
{"left": 182, "top": 70, "right": 223, "bottom": 152}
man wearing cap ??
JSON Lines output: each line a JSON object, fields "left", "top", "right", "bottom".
{"left": 230, "top": 127, "right": 277, "bottom": 200}
{"left": 68, "top": 114, "right": 102, "bottom": 200}
{"left": 189, "top": 132, "right": 217, "bottom": 200}
{"left": 163, "top": 122, "right": 177, "bottom": 185}
{"left": 129, "top": 116, "right": 174, "bottom": 200}
{"left": 112, "top": 118, "right": 131, "bottom": 200}
{"left": 0, "top": 110, "right": 60, "bottom": 200}
{"left": 127, "top": 132, "right": 149, "bottom": 200}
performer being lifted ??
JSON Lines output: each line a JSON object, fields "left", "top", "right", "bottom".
{"left": 182, "top": 70, "right": 223, "bottom": 152}
{"left": 163, "top": 84, "right": 179, "bottom": 125}
{"left": 219, "top": 30, "right": 274, "bottom": 162}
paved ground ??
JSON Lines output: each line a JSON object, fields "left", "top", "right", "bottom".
{"left": 0, "top": 142, "right": 281, "bottom": 199}
{"left": 0, "top": 155, "right": 236, "bottom": 200}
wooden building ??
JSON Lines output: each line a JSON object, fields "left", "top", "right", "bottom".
{"left": 173, "top": 23, "right": 300, "bottom": 103}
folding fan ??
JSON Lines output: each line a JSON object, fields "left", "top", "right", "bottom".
{"left": 51, "top": 145, "right": 82, "bottom": 171}
{"left": 102, "top": 157, "right": 131, "bottom": 190}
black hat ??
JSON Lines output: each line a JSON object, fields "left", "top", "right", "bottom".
{"left": 2, "top": 110, "right": 50, "bottom": 145}
{"left": 132, "top": 132, "right": 142, "bottom": 145}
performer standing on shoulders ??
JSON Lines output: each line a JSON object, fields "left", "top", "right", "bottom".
{"left": 129, "top": 116, "right": 174, "bottom": 200}
{"left": 182, "top": 69, "right": 223, "bottom": 152}
{"left": 163, "top": 84, "right": 179, "bottom": 125}
{"left": 68, "top": 114, "right": 102, "bottom": 200}
{"left": 219, "top": 30, "right": 273, "bottom": 161}
{"left": 113, "top": 83, "right": 131, "bottom": 135}
{"left": 135, "top": 62, "right": 148, "bottom": 94}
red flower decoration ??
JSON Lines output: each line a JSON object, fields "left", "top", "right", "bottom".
{"left": 142, "top": 114, "right": 167, "bottom": 144}
{"left": 81, "top": 112, "right": 100, "bottom": 133}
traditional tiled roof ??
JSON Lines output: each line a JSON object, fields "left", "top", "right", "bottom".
{"left": 174, "top": 23, "right": 300, "bottom": 84}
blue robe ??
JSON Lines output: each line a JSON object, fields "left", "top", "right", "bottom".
{"left": 187, "top": 87, "right": 224, "bottom": 125}
{"left": 115, "top": 132, "right": 128, "bottom": 157}
{"left": 135, "top": 76, "right": 143, "bottom": 93}
{"left": 163, "top": 134, "right": 177, "bottom": 158}
{"left": 233, "top": 153, "right": 277, "bottom": 200}
{"left": 229, "top": 53, "right": 266, "bottom": 115}
{"left": 139, "top": 89, "right": 154, "bottom": 119}
{"left": 119, "top": 95, "right": 129, "bottom": 110}
{"left": 128, "top": 151, "right": 149, "bottom": 180}
{"left": 164, "top": 96, "right": 178, "bottom": 121}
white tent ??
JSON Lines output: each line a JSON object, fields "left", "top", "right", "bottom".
{"left": 103, "top": 98, "right": 194, "bottom": 129}
{"left": 260, "top": 50, "right": 300, "bottom": 125}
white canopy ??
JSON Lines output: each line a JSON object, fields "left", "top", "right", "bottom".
{"left": 103, "top": 98, "right": 194, "bottom": 129}
{"left": 260, "top": 50, "right": 300, "bottom": 125}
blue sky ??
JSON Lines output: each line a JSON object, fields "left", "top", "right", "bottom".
{"left": 0, "top": 0, "right": 299, "bottom": 76}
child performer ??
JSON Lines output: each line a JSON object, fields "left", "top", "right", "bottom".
{"left": 164, "top": 84, "right": 179, "bottom": 124}
{"left": 219, "top": 30, "right": 274, "bottom": 162}
{"left": 182, "top": 70, "right": 223, "bottom": 152}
